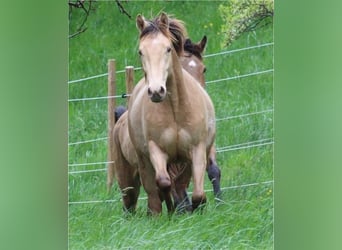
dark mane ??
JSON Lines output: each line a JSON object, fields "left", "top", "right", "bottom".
{"left": 139, "top": 14, "right": 187, "bottom": 56}
{"left": 184, "top": 38, "right": 203, "bottom": 60}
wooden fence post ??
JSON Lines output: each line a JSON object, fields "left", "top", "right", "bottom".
{"left": 125, "top": 66, "right": 134, "bottom": 105}
{"left": 107, "top": 59, "right": 116, "bottom": 185}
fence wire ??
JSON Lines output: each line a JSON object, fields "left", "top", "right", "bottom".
{"left": 68, "top": 180, "right": 274, "bottom": 205}
{"left": 68, "top": 108, "right": 273, "bottom": 146}
{"left": 68, "top": 138, "right": 273, "bottom": 173}
{"left": 68, "top": 42, "right": 273, "bottom": 84}
{"left": 68, "top": 41, "right": 274, "bottom": 205}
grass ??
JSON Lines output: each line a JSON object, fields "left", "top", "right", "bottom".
{"left": 69, "top": 1, "right": 273, "bottom": 249}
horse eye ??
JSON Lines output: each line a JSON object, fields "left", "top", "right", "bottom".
{"left": 166, "top": 47, "right": 172, "bottom": 53}
{"left": 138, "top": 50, "right": 143, "bottom": 56}
{"left": 203, "top": 67, "right": 207, "bottom": 73}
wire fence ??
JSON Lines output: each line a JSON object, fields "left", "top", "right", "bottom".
{"left": 68, "top": 180, "right": 273, "bottom": 205}
{"left": 68, "top": 137, "right": 273, "bottom": 171}
{"left": 68, "top": 68, "right": 273, "bottom": 102}
{"left": 68, "top": 109, "right": 273, "bottom": 146}
{"left": 68, "top": 42, "right": 274, "bottom": 204}
{"left": 68, "top": 42, "right": 273, "bottom": 84}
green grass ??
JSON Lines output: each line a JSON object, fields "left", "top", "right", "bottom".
{"left": 69, "top": 1, "right": 273, "bottom": 249}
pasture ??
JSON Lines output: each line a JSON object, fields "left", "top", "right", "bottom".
{"left": 69, "top": 1, "right": 273, "bottom": 249}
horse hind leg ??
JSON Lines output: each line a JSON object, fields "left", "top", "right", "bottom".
{"left": 207, "top": 160, "right": 222, "bottom": 199}
{"left": 206, "top": 146, "right": 222, "bottom": 198}
{"left": 121, "top": 172, "right": 140, "bottom": 213}
{"left": 169, "top": 163, "right": 192, "bottom": 213}
{"left": 113, "top": 138, "right": 140, "bottom": 212}
{"left": 158, "top": 189, "right": 174, "bottom": 214}
{"left": 173, "top": 184, "right": 191, "bottom": 213}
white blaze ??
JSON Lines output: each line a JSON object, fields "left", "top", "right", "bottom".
{"left": 188, "top": 60, "right": 197, "bottom": 68}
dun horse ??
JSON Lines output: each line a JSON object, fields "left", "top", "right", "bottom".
{"left": 108, "top": 35, "right": 214, "bottom": 213}
{"left": 108, "top": 15, "right": 221, "bottom": 214}
{"left": 127, "top": 13, "right": 216, "bottom": 214}
{"left": 180, "top": 36, "right": 222, "bottom": 198}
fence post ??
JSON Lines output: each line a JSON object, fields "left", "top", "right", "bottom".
{"left": 107, "top": 59, "right": 116, "bottom": 187}
{"left": 125, "top": 66, "right": 134, "bottom": 105}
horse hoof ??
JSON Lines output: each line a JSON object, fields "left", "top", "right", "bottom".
{"left": 192, "top": 195, "right": 207, "bottom": 211}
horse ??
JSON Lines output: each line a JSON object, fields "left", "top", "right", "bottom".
{"left": 107, "top": 15, "right": 221, "bottom": 213}
{"left": 181, "top": 37, "right": 207, "bottom": 87}
{"left": 178, "top": 36, "right": 222, "bottom": 198}
{"left": 107, "top": 35, "right": 213, "bottom": 213}
{"left": 127, "top": 12, "right": 216, "bottom": 215}
{"left": 167, "top": 35, "right": 222, "bottom": 210}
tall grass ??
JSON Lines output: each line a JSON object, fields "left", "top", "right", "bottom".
{"left": 69, "top": 1, "right": 273, "bottom": 249}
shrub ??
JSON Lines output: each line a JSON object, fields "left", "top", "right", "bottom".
{"left": 219, "top": 0, "right": 274, "bottom": 47}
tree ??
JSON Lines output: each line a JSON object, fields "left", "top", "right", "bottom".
{"left": 219, "top": 0, "right": 274, "bottom": 47}
{"left": 68, "top": 0, "right": 96, "bottom": 39}
{"left": 68, "top": 0, "right": 131, "bottom": 39}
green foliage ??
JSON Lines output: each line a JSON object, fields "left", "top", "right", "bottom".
{"left": 69, "top": 1, "right": 273, "bottom": 249}
{"left": 219, "top": 0, "right": 274, "bottom": 47}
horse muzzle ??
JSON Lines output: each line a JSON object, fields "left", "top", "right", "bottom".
{"left": 147, "top": 86, "right": 166, "bottom": 103}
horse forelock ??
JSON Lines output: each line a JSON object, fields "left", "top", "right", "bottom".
{"left": 139, "top": 15, "right": 187, "bottom": 56}
{"left": 184, "top": 39, "right": 203, "bottom": 60}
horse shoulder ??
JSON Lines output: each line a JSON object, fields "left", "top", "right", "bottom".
{"left": 184, "top": 70, "right": 215, "bottom": 121}
{"left": 180, "top": 70, "right": 216, "bottom": 148}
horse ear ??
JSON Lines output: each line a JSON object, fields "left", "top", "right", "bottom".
{"left": 198, "top": 35, "right": 207, "bottom": 53}
{"left": 136, "top": 14, "right": 147, "bottom": 32}
{"left": 159, "top": 12, "right": 169, "bottom": 28}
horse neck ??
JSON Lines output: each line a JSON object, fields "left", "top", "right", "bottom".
{"left": 167, "top": 50, "right": 189, "bottom": 119}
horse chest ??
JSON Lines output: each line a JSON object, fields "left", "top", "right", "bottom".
{"left": 157, "top": 125, "right": 195, "bottom": 158}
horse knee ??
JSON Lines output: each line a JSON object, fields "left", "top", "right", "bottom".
{"left": 156, "top": 175, "right": 171, "bottom": 191}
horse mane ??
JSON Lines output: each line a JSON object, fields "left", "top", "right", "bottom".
{"left": 139, "top": 14, "right": 188, "bottom": 56}
{"left": 184, "top": 38, "right": 203, "bottom": 60}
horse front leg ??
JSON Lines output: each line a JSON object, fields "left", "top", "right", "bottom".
{"left": 138, "top": 155, "right": 163, "bottom": 215}
{"left": 191, "top": 142, "right": 207, "bottom": 210}
{"left": 148, "top": 140, "right": 174, "bottom": 214}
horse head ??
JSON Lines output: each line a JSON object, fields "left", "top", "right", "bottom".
{"left": 136, "top": 13, "right": 186, "bottom": 102}
{"left": 181, "top": 36, "right": 207, "bottom": 87}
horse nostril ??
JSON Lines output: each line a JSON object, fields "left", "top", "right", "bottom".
{"left": 147, "top": 87, "right": 152, "bottom": 96}
{"left": 159, "top": 86, "right": 165, "bottom": 95}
